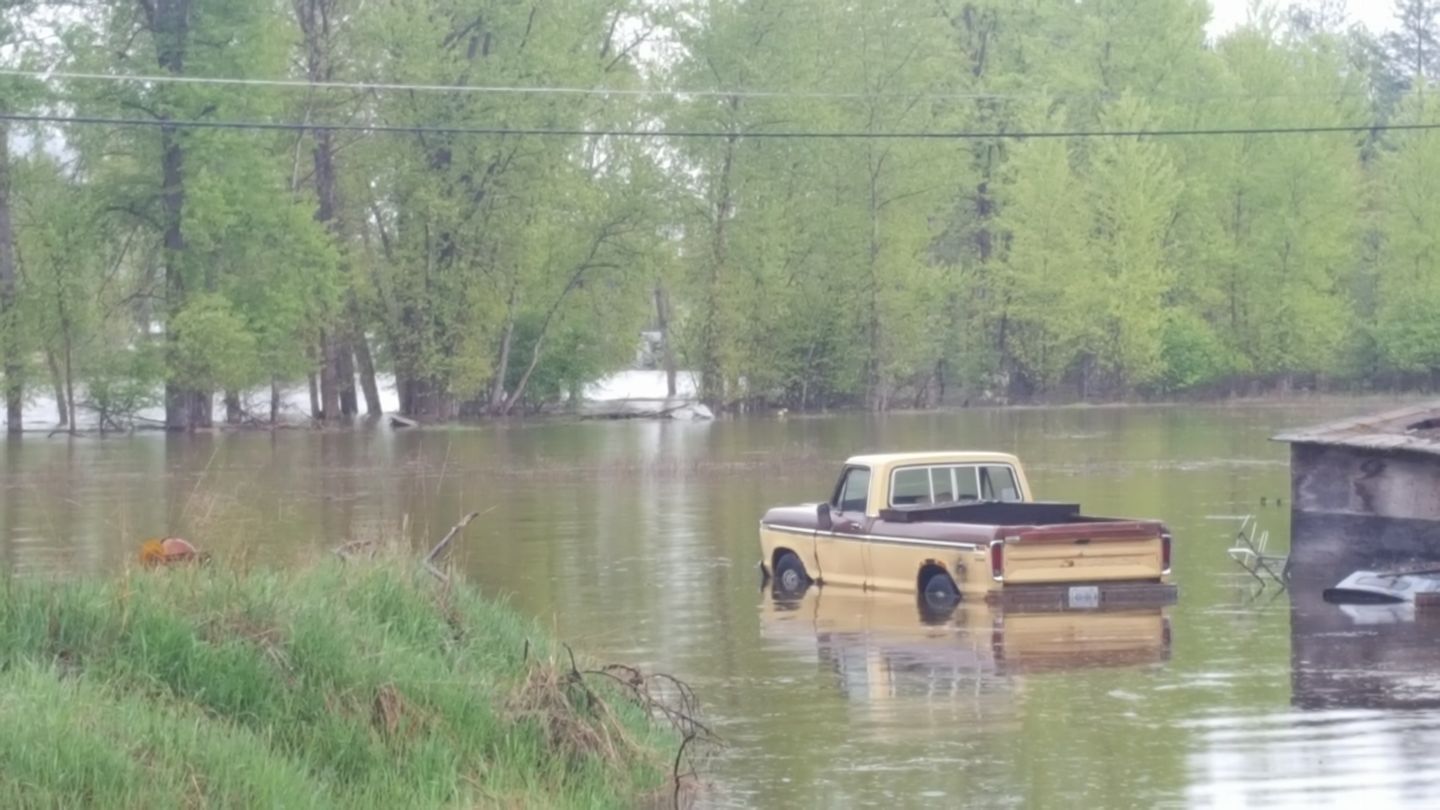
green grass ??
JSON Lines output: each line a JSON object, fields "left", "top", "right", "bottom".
{"left": 0, "top": 561, "right": 678, "bottom": 809}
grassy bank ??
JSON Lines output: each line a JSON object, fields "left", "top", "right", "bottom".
{"left": 0, "top": 561, "right": 690, "bottom": 809}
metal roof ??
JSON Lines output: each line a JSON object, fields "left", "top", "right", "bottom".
{"left": 1273, "top": 400, "right": 1440, "bottom": 458}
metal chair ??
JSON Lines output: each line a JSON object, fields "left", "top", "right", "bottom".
{"left": 1225, "top": 514, "right": 1290, "bottom": 588}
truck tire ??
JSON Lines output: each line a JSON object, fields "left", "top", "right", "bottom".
{"left": 921, "top": 571, "right": 960, "bottom": 610}
{"left": 773, "top": 552, "right": 811, "bottom": 598}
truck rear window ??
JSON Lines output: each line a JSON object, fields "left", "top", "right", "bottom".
{"left": 891, "top": 469, "right": 931, "bottom": 505}
{"left": 980, "top": 466, "right": 1021, "bottom": 502}
{"left": 889, "top": 463, "right": 1020, "bottom": 506}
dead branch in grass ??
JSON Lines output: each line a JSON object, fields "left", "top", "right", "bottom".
{"left": 507, "top": 641, "right": 719, "bottom": 809}
{"left": 421, "top": 508, "right": 493, "bottom": 582}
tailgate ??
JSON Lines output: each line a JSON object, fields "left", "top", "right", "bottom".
{"left": 996, "top": 522, "right": 1169, "bottom": 585}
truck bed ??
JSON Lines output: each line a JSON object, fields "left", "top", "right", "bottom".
{"left": 872, "top": 500, "right": 1170, "bottom": 588}
{"left": 878, "top": 500, "right": 1127, "bottom": 526}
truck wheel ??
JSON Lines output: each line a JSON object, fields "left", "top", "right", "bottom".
{"left": 773, "top": 552, "right": 811, "bottom": 598}
{"left": 921, "top": 572, "right": 960, "bottom": 610}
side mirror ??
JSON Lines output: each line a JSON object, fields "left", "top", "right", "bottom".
{"left": 816, "top": 502, "right": 833, "bottom": 531}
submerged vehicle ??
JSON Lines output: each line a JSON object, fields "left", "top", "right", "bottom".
{"left": 758, "top": 451, "right": 1176, "bottom": 609}
{"left": 1322, "top": 569, "right": 1440, "bottom": 604}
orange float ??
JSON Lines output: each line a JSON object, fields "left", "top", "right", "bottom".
{"left": 139, "top": 537, "right": 207, "bottom": 566}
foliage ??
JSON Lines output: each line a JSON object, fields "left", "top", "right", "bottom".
{"left": 3, "top": 0, "right": 1440, "bottom": 424}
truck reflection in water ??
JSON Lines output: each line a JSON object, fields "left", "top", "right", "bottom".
{"left": 759, "top": 587, "right": 1171, "bottom": 703}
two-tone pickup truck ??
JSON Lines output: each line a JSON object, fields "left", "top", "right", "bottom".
{"left": 759, "top": 451, "right": 1176, "bottom": 610}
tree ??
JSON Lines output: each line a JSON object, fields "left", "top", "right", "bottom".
{"left": 1385, "top": 0, "right": 1440, "bottom": 85}
{"left": 1372, "top": 89, "right": 1440, "bottom": 378}
{"left": 0, "top": 118, "right": 20, "bottom": 432}
{"left": 1085, "top": 99, "right": 1183, "bottom": 394}
{"left": 993, "top": 125, "right": 1097, "bottom": 394}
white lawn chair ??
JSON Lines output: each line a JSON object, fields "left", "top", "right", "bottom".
{"left": 1225, "top": 515, "right": 1290, "bottom": 588}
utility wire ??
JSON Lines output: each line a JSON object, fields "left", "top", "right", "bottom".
{"left": 0, "top": 111, "right": 1424, "bottom": 140}
{"left": 0, "top": 66, "right": 1383, "bottom": 104}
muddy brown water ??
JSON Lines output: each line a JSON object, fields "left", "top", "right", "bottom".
{"left": 4, "top": 402, "right": 1439, "bottom": 808}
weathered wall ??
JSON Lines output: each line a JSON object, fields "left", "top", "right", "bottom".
{"left": 1289, "top": 510, "right": 1440, "bottom": 582}
{"left": 1289, "top": 443, "right": 1440, "bottom": 576}
{"left": 1291, "top": 444, "right": 1440, "bottom": 522}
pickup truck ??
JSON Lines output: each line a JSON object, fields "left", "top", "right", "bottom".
{"left": 759, "top": 451, "right": 1176, "bottom": 610}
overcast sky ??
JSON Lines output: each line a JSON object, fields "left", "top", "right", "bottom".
{"left": 1207, "top": 0, "right": 1397, "bottom": 36}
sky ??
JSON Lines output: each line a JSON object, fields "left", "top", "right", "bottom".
{"left": 1207, "top": 0, "right": 1397, "bottom": 36}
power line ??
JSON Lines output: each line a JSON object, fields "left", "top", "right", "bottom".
{"left": 0, "top": 111, "right": 1425, "bottom": 140}
{"left": 0, "top": 66, "right": 1383, "bottom": 104}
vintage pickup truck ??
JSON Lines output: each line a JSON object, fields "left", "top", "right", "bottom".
{"left": 759, "top": 451, "right": 1176, "bottom": 609}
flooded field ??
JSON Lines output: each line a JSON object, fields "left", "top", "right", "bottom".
{"left": 3, "top": 401, "right": 1438, "bottom": 807}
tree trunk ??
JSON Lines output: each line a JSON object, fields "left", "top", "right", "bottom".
{"left": 151, "top": 0, "right": 198, "bottom": 431}
{"left": 319, "top": 332, "right": 339, "bottom": 420}
{"left": 353, "top": 328, "right": 383, "bottom": 415}
{"left": 698, "top": 123, "right": 739, "bottom": 409}
{"left": 336, "top": 338, "right": 357, "bottom": 417}
{"left": 864, "top": 151, "right": 885, "bottom": 413}
{"left": 921, "top": 362, "right": 942, "bottom": 409}
{"left": 397, "top": 373, "right": 413, "bottom": 416}
{"left": 225, "top": 391, "right": 242, "bottom": 424}
{"left": 312, "top": 123, "right": 347, "bottom": 423}
{"left": 400, "top": 372, "right": 449, "bottom": 421}
{"left": 502, "top": 335, "right": 545, "bottom": 417}
{"left": 488, "top": 311, "right": 515, "bottom": 416}
{"left": 308, "top": 370, "right": 320, "bottom": 419}
{"left": 654, "top": 283, "right": 677, "bottom": 398}
{"left": 300, "top": 1, "right": 356, "bottom": 420}
{"left": 271, "top": 376, "right": 281, "bottom": 425}
{"left": 45, "top": 351, "right": 67, "bottom": 427}
{"left": 63, "top": 339, "right": 76, "bottom": 435}
{"left": 0, "top": 120, "right": 22, "bottom": 434}
{"left": 496, "top": 238, "right": 610, "bottom": 416}
{"left": 188, "top": 390, "right": 212, "bottom": 428}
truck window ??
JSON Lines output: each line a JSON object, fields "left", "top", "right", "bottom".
{"left": 952, "top": 465, "right": 981, "bottom": 501}
{"left": 836, "top": 467, "right": 871, "bottom": 513}
{"left": 980, "top": 465, "right": 1021, "bottom": 502}
{"left": 891, "top": 468, "right": 931, "bottom": 505}
{"left": 930, "top": 467, "right": 955, "bottom": 503}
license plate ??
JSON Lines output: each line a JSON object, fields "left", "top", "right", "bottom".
{"left": 1068, "top": 585, "right": 1100, "bottom": 609}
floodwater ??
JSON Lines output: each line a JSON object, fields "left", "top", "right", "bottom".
{"left": 3, "top": 401, "right": 1439, "bottom": 808}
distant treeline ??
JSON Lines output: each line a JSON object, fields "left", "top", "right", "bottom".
{"left": 1, "top": 1, "right": 1439, "bottom": 429}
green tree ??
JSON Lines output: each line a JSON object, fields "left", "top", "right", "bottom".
{"left": 1372, "top": 89, "right": 1440, "bottom": 378}
{"left": 994, "top": 125, "right": 1097, "bottom": 394}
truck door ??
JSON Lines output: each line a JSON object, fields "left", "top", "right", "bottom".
{"left": 818, "top": 466, "right": 872, "bottom": 588}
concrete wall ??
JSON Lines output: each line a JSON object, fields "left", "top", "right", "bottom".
{"left": 1290, "top": 510, "right": 1440, "bottom": 583}
{"left": 1289, "top": 444, "right": 1440, "bottom": 580}
{"left": 1291, "top": 443, "right": 1440, "bottom": 522}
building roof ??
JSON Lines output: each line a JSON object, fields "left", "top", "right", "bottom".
{"left": 1273, "top": 400, "right": 1440, "bottom": 458}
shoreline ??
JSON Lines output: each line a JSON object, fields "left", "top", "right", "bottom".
{"left": 0, "top": 559, "right": 707, "bottom": 808}
{"left": 4, "top": 390, "right": 1432, "bottom": 437}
